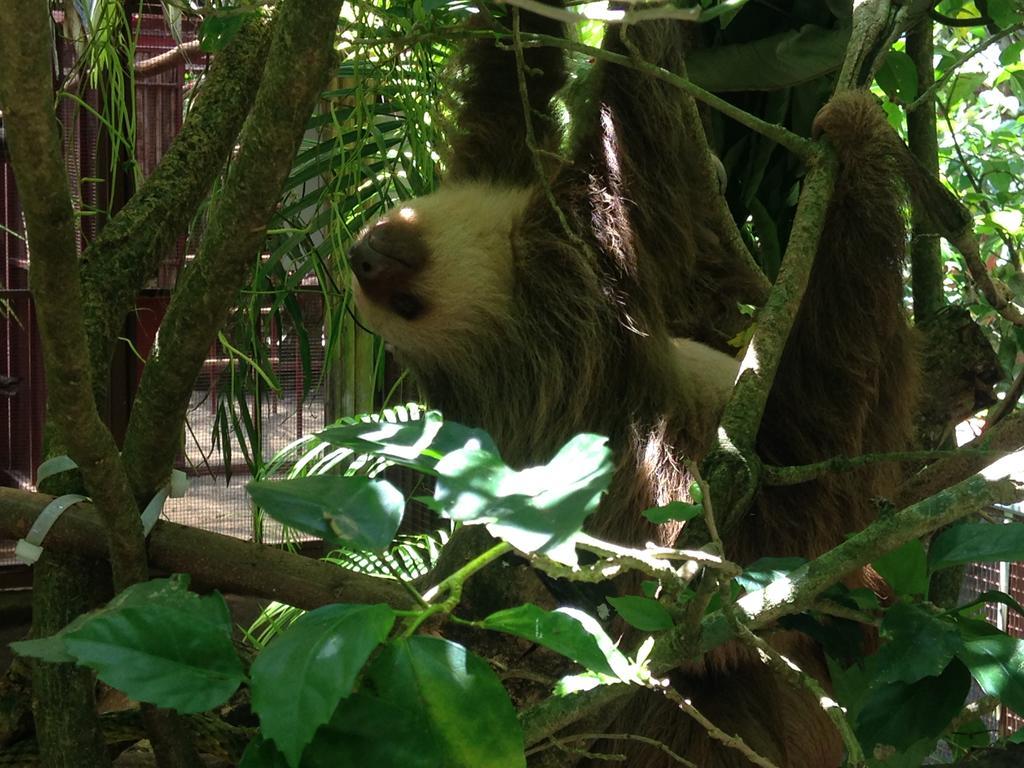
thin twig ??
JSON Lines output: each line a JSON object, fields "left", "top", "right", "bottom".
{"left": 526, "top": 33, "right": 812, "bottom": 158}
{"left": 812, "top": 599, "right": 880, "bottom": 626}
{"left": 725, "top": 613, "right": 867, "bottom": 766}
{"left": 510, "top": 9, "right": 589, "bottom": 253}
{"left": 986, "top": 365, "right": 1024, "bottom": 428}
{"left": 763, "top": 448, "right": 996, "bottom": 486}
{"left": 941, "top": 109, "right": 1024, "bottom": 319}
{"left": 499, "top": 0, "right": 700, "bottom": 24}
{"left": 907, "top": 23, "right": 1023, "bottom": 113}
{"left": 527, "top": 731, "right": 698, "bottom": 766}
{"left": 656, "top": 683, "right": 782, "bottom": 768}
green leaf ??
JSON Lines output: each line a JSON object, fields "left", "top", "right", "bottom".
{"left": 317, "top": 411, "right": 497, "bottom": 473}
{"left": 929, "top": 522, "right": 1024, "bottom": 571}
{"left": 951, "top": 590, "right": 1024, "bottom": 619}
{"left": 686, "top": 26, "right": 849, "bottom": 92}
{"left": 434, "top": 434, "right": 614, "bottom": 566}
{"left": 62, "top": 586, "right": 243, "bottom": 713}
{"left": 311, "top": 637, "right": 525, "bottom": 767}
{"left": 198, "top": 12, "right": 253, "bottom": 53}
{"left": 736, "top": 557, "right": 806, "bottom": 592}
{"left": 986, "top": 0, "right": 1020, "bottom": 28}
{"left": 875, "top": 51, "right": 918, "bottom": 102}
{"left": 642, "top": 501, "right": 702, "bottom": 524}
{"left": 239, "top": 736, "right": 289, "bottom": 768}
{"left": 956, "top": 631, "right": 1024, "bottom": 713}
{"left": 869, "top": 603, "right": 962, "bottom": 686}
{"left": 947, "top": 72, "right": 988, "bottom": 108}
{"left": 946, "top": 716, "right": 991, "bottom": 752}
{"left": 247, "top": 475, "right": 404, "bottom": 551}
{"left": 12, "top": 577, "right": 196, "bottom": 664}
{"left": 607, "top": 596, "right": 673, "bottom": 632}
{"left": 855, "top": 659, "right": 971, "bottom": 752}
{"left": 480, "top": 604, "right": 619, "bottom": 676}
{"left": 251, "top": 604, "right": 395, "bottom": 767}
{"left": 873, "top": 540, "right": 928, "bottom": 598}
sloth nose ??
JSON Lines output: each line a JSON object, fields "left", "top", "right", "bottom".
{"left": 348, "top": 234, "right": 391, "bottom": 283}
{"left": 347, "top": 219, "right": 427, "bottom": 286}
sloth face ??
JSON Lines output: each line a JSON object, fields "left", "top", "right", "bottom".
{"left": 348, "top": 182, "right": 534, "bottom": 358}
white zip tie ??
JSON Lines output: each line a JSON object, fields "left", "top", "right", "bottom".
{"left": 17, "top": 458, "right": 188, "bottom": 564}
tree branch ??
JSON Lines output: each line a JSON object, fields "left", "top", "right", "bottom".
{"left": 0, "top": 487, "right": 414, "bottom": 610}
{"left": 697, "top": 148, "right": 837, "bottom": 540}
{"left": 0, "top": 0, "right": 146, "bottom": 591}
{"left": 79, "top": 18, "right": 271, "bottom": 400}
{"left": 690, "top": 455, "right": 1024, "bottom": 659}
{"left": 120, "top": 0, "right": 343, "bottom": 504}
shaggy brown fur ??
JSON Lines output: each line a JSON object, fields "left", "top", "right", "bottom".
{"left": 348, "top": 5, "right": 918, "bottom": 767}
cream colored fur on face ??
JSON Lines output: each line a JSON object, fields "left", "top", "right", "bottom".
{"left": 353, "top": 183, "right": 740, "bottom": 398}
{"left": 353, "top": 182, "right": 535, "bottom": 363}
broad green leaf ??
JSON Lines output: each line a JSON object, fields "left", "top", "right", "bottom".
{"left": 957, "top": 631, "right": 1024, "bottom": 713}
{"left": 986, "top": 0, "right": 1021, "bottom": 28}
{"left": 311, "top": 637, "right": 525, "bottom": 767}
{"left": 251, "top": 604, "right": 395, "bottom": 767}
{"left": 247, "top": 475, "right": 404, "bottom": 551}
{"left": 992, "top": 209, "right": 1024, "bottom": 234}
{"left": 317, "top": 411, "right": 497, "bottom": 473}
{"left": 198, "top": 12, "right": 253, "bottom": 52}
{"left": 687, "top": 26, "right": 849, "bottom": 92}
{"left": 946, "top": 716, "right": 991, "bottom": 752}
{"left": 736, "top": 557, "right": 806, "bottom": 592}
{"left": 929, "top": 522, "right": 1024, "bottom": 571}
{"left": 607, "top": 596, "right": 673, "bottom": 632}
{"left": 873, "top": 540, "right": 928, "bottom": 597}
{"left": 480, "top": 603, "right": 619, "bottom": 676}
{"left": 869, "top": 603, "right": 962, "bottom": 686}
{"left": 642, "top": 501, "right": 702, "bottom": 524}
{"left": 11, "top": 576, "right": 199, "bottom": 665}
{"left": 875, "top": 51, "right": 918, "bottom": 102}
{"left": 239, "top": 736, "right": 289, "bottom": 768}
{"left": 855, "top": 660, "right": 971, "bottom": 752}
{"left": 435, "top": 434, "right": 614, "bottom": 566}
{"left": 61, "top": 588, "right": 244, "bottom": 713}
{"left": 947, "top": 72, "right": 988, "bottom": 108}
{"left": 953, "top": 590, "right": 1024, "bottom": 619}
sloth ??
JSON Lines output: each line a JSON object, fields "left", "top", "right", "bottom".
{"left": 348, "top": 6, "right": 917, "bottom": 767}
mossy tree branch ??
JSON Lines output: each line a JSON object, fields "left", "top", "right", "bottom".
{"left": 697, "top": 148, "right": 837, "bottom": 541}
{"left": 79, "top": 17, "right": 272, "bottom": 401}
{"left": 0, "top": 487, "right": 414, "bottom": 610}
{"left": 0, "top": 4, "right": 203, "bottom": 766}
{"left": 691, "top": 457, "right": 1024, "bottom": 659}
{"left": 120, "top": 0, "right": 344, "bottom": 504}
{"left": 0, "top": 0, "right": 146, "bottom": 596}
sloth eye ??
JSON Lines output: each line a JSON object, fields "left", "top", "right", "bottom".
{"left": 390, "top": 292, "right": 424, "bottom": 320}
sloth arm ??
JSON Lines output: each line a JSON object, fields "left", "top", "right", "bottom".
{"left": 671, "top": 338, "right": 739, "bottom": 414}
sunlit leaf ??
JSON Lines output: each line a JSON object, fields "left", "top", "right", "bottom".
{"left": 251, "top": 603, "right": 395, "bottom": 767}
{"left": 929, "top": 522, "right": 1024, "bottom": 572}
{"left": 480, "top": 603, "right": 621, "bottom": 676}
{"left": 309, "top": 637, "right": 525, "bottom": 767}
{"left": 247, "top": 475, "right": 404, "bottom": 550}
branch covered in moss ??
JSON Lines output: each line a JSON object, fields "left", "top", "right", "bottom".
{"left": 0, "top": 487, "right": 414, "bottom": 610}
{"left": 898, "top": 411, "right": 1024, "bottom": 507}
{"left": 691, "top": 455, "right": 1024, "bottom": 658}
{"left": 697, "top": 148, "right": 837, "bottom": 540}
{"left": 120, "top": 0, "right": 343, "bottom": 503}
{"left": 0, "top": 0, "right": 146, "bottom": 590}
{"left": 79, "top": 17, "right": 272, "bottom": 399}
